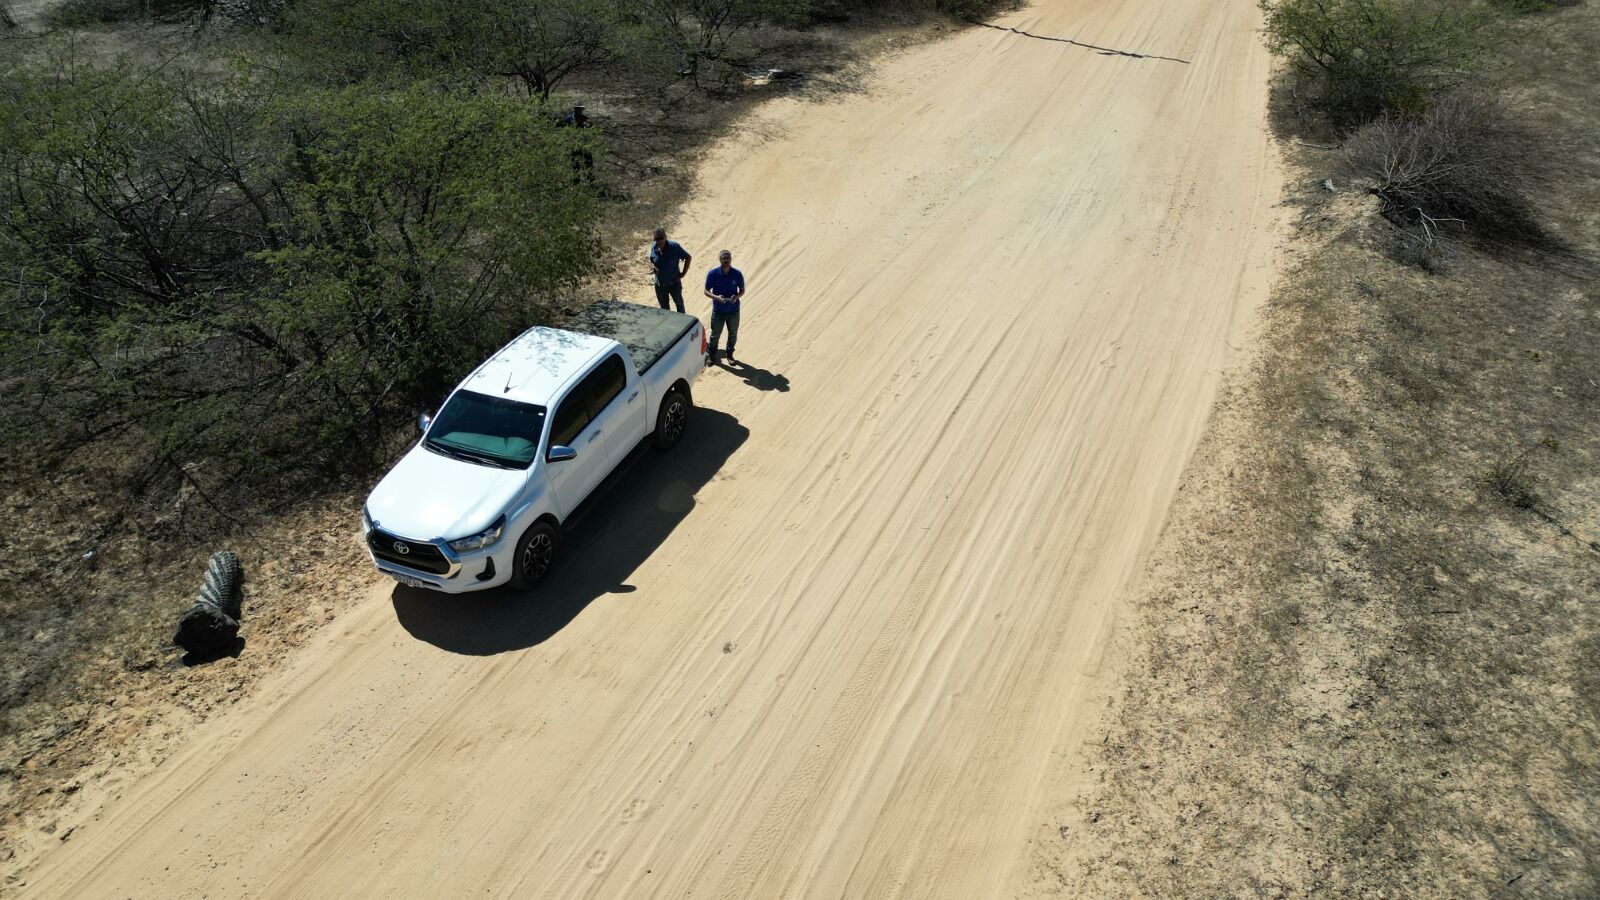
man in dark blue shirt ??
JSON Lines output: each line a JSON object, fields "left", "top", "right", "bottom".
{"left": 649, "top": 228, "right": 692, "bottom": 313}
{"left": 703, "top": 249, "right": 745, "bottom": 364}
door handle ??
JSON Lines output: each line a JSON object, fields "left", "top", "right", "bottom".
{"left": 589, "top": 430, "right": 602, "bottom": 442}
{"left": 628, "top": 391, "right": 639, "bottom": 403}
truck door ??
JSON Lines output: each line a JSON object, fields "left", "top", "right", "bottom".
{"left": 583, "top": 353, "right": 648, "bottom": 469}
{"left": 607, "top": 354, "right": 650, "bottom": 457}
{"left": 545, "top": 355, "right": 636, "bottom": 518}
{"left": 545, "top": 372, "right": 608, "bottom": 518}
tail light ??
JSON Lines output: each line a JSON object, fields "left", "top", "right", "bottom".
{"left": 699, "top": 323, "right": 707, "bottom": 355}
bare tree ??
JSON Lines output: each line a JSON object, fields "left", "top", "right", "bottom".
{"left": 491, "top": 0, "right": 619, "bottom": 100}
{"left": 634, "top": 0, "right": 786, "bottom": 89}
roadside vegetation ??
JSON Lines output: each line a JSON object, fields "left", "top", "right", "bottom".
{"left": 1041, "top": 0, "right": 1599, "bottom": 895}
{"left": 0, "top": 0, "right": 1011, "bottom": 858}
{"left": 1261, "top": 0, "right": 1575, "bottom": 256}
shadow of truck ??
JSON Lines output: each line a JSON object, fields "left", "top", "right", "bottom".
{"left": 391, "top": 407, "right": 748, "bottom": 655}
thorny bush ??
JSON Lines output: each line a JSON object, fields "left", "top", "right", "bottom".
{"left": 1345, "top": 93, "right": 1548, "bottom": 248}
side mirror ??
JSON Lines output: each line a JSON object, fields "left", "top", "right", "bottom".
{"left": 547, "top": 445, "right": 577, "bottom": 462}
{"left": 418, "top": 413, "right": 432, "bottom": 434}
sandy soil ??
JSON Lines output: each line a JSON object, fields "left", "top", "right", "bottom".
{"left": 10, "top": 0, "right": 1283, "bottom": 896}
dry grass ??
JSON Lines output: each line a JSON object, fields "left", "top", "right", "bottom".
{"left": 1032, "top": 4, "right": 1600, "bottom": 896}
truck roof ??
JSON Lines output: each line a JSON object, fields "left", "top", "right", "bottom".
{"left": 458, "top": 326, "right": 615, "bottom": 408}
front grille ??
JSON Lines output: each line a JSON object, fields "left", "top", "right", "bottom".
{"left": 368, "top": 528, "right": 451, "bottom": 575}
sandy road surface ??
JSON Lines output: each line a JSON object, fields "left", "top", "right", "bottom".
{"left": 20, "top": 1, "right": 1280, "bottom": 896}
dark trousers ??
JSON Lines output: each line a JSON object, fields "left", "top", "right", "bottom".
{"left": 654, "top": 281, "right": 685, "bottom": 313}
{"left": 570, "top": 149, "right": 595, "bottom": 184}
{"left": 709, "top": 307, "right": 739, "bottom": 355}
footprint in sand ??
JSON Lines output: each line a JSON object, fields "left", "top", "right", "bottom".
{"left": 621, "top": 799, "right": 650, "bottom": 823}
{"left": 586, "top": 849, "right": 611, "bottom": 873}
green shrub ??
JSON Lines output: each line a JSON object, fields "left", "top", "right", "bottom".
{"left": 1260, "top": 0, "right": 1505, "bottom": 128}
{"left": 0, "top": 58, "right": 599, "bottom": 519}
{"left": 284, "top": 0, "right": 814, "bottom": 95}
{"left": 258, "top": 81, "right": 602, "bottom": 403}
{"left": 284, "top": 0, "right": 624, "bottom": 97}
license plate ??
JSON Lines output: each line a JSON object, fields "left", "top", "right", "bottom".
{"left": 394, "top": 575, "right": 430, "bottom": 589}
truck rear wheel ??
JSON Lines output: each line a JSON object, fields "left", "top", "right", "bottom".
{"left": 510, "top": 520, "right": 560, "bottom": 590}
{"left": 655, "top": 388, "right": 690, "bottom": 450}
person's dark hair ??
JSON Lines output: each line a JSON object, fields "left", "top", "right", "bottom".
{"left": 653, "top": 228, "right": 667, "bottom": 241}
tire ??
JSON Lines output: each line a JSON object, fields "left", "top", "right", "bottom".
{"left": 654, "top": 388, "right": 690, "bottom": 450}
{"left": 509, "top": 520, "right": 561, "bottom": 590}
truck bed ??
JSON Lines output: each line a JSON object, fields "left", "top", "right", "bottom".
{"left": 565, "top": 300, "right": 698, "bottom": 376}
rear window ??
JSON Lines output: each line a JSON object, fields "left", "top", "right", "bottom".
{"left": 584, "top": 355, "right": 628, "bottom": 418}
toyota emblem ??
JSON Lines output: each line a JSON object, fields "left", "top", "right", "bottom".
{"left": 393, "top": 541, "right": 411, "bottom": 555}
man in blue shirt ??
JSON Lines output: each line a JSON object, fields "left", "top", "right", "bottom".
{"left": 649, "top": 228, "right": 692, "bottom": 313}
{"left": 704, "top": 249, "right": 745, "bottom": 364}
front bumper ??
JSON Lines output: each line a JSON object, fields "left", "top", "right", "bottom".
{"left": 363, "top": 523, "right": 514, "bottom": 593}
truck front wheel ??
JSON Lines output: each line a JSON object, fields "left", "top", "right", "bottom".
{"left": 510, "top": 520, "right": 561, "bottom": 590}
{"left": 655, "top": 388, "right": 690, "bottom": 450}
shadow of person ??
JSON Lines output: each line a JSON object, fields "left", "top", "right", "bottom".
{"left": 721, "top": 358, "right": 790, "bottom": 392}
{"left": 391, "top": 407, "right": 748, "bottom": 655}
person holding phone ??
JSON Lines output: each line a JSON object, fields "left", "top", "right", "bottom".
{"left": 703, "top": 249, "right": 745, "bottom": 364}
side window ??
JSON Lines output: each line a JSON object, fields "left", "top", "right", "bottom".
{"left": 548, "top": 392, "right": 589, "bottom": 449}
{"left": 583, "top": 355, "right": 628, "bottom": 420}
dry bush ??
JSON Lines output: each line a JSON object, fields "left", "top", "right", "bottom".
{"left": 1345, "top": 93, "right": 1548, "bottom": 248}
{"left": 1488, "top": 454, "right": 1542, "bottom": 509}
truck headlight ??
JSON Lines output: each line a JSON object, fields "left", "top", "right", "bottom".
{"left": 448, "top": 516, "right": 504, "bottom": 552}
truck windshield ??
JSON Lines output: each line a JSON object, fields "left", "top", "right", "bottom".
{"left": 424, "top": 392, "right": 547, "bottom": 470}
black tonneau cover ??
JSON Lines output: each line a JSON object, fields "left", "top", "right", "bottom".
{"left": 565, "top": 300, "right": 697, "bottom": 375}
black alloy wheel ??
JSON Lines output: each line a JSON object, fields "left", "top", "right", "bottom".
{"left": 656, "top": 389, "right": 689, "bottom": 449}
{"left": 511, "top": 520, "right": 560, "bottom": 589}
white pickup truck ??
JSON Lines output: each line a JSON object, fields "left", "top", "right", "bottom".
{"left": 362, "top": 301, "right": 706, "bottom": 592}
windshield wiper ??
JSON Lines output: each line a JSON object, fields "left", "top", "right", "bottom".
{"left": 425, "top": 439, "right": 514, "bottom": 469}
{"left": 457, "top": 451, "right": 515, "bottom": 469}
{"left": 423, "top": 439, "right": 469, "bottom": 462}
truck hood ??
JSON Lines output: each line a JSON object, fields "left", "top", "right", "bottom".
{"left": 365, "top": 444, "right": 527, "bottom": 541}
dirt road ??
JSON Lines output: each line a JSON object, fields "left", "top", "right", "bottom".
{"left": 19, "top": 1, "right": 1280, "bottom": 896}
